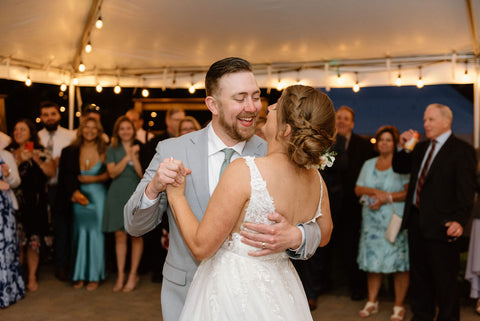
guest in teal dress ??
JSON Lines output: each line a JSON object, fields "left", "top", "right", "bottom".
{"left": 103, "top": 116, "right": 143, "bottom": 292}
{"left": 69, "top": 118, "right": 109, "bottom": 291}
{"left": 355, "top": 125, "right": 410, "bottom": 321}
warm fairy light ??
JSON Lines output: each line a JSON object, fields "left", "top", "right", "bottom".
{"left": 96, "top": 16, "right": 103, "bottom": 29}
{"left": 151, "top": 112, "right": 157, "bottom": 118}
{"left": 25, "top": 76, "right": 32, "bottom": 87}
{"left": 85, "top": 42, "right": 92, "bottom": 53}
{"left": 73, "top": 78, "right": 79, "bottom": 85}
{"left": 353, "top": 82, "right": 360, "bottom": 93}
{"left": 60, "top": 83, "right": 67, "bottom": 91}
{"left": 396, "top": 74, "right": 402, "bottom": 86}
{"left": 60, "top": 106, "right": 66, "bottom": 112}
{"left": 75, "top": 111, "right": 81, "bottom": 117}
{"left": 142, "top": 88, "right": 149, "bottom": 97}
{"left": 78, "top": 62, "right": 85, "bottom": 72}
{"left": 337, "top": 74, "right": 343, "bottom": 85}
{"left": 370, "top": 138, "right": 376, "bottom": 144}
{"left": 188, "top": 85, "right": 196, "bottom": 94}
{"left": 148, "top": 121, "right": 154, "bottom": 127}
{"left": 114, "top": 85, "right": 121, "bottom": 94}
{"left": 96, "top": 84, "right": 103, "bottom": 92}
{"left": 35, "top": 117, "right": 41, "bottom": 123}
{"left": 417, "top": 78, "right": 424, "bottom": 88}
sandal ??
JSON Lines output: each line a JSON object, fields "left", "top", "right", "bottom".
{"left": 391, "top": 306, "right": 405, "bottom": 321}
{"left": 359, "top": 301, "right": 379, "bottom": 317}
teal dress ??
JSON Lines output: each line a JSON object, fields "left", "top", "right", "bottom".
{"left": 356, "top": 157, "right": 410, "bottom": 273}
{"left": 72, "top": 161, "right": 107, "bottom": 282}
{"left": 103, "top": 145, "right": 140, "bottom": 232}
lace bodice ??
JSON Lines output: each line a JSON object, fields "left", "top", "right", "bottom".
{"left": 222, "top": 156, "right": 323, "bottom": 259}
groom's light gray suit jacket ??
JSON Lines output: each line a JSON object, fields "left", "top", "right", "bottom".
{"left": 124, "top": 126, "right": 321, "bottom": 321}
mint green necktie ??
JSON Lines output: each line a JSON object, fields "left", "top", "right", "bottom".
{"left": 219, "top": 148, "right": 235, "bottom": 179}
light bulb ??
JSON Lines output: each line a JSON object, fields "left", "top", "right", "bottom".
{"left": 148, "top": 121, "right": 154, "bottom": 127}
{"left": 35, "top": 117, "right": 41, "bottom": 123}
{"left": 78, "top": 62, "right": 85, "bottom": 72}
{"left": 353, "top": 83, "right": 360, "bottom": 93}
{"left": 188, "top": 85, "right": 196, "bottom": 94}
{"left": 114, "top": 85, "right": 121, "bottom": 94}
{"left": 95, "top": 16, "right": 103, "bottom": 29}
{"left": 25, "top": 77, "right": 32, "bottom": 87}
{"left": 151, "top": 112, "right": 157, "bottom": 118}
{"left": 73, "top": 78, "right": 79, "bottom": 85}
{"left": 85, "top": 42, "right": 92, "bottom": 53}
{"left": 96, "top": 84, "right": 103, "bottom": 92}
{"left": 75, "top": 111, "right": 81, "bottom": 117}
{"left": 463, "top": 70, "right": 469, "bottom": 81}
{"left": 396, "top": 75, "right": 402, "bottom": 86}
{"left": 337, "top": 74, "right": 343, "bottom": 85}
{"left": 60, "top": 83, "right": 67, "bottom": 91}
{"left": 142, "top": 88, "right": 149, "bottom": 97}
{"left": 417, "top": 78, "right": 424, "bottom": 88}
{"left": 59, "top": 106, "right": 66, "bottom": 112}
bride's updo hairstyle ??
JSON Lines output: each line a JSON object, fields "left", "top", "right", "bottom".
{"left": 276, "top": 85, "right": 336, "bottom": 169}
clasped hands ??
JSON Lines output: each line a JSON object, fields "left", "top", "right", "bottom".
{"left": 366, "top": 190, "right": 390, "bottom": 210}
{"left": 146, "top": 157, "right": 302, "bottom": 256}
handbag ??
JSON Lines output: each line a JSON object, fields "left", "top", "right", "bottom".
{"left": 385, "top": 194, "right": 402, "bottom": 243}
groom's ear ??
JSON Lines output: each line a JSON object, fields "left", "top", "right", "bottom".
{"left": 205, "top": 96, "right": 219, "bottom": 116}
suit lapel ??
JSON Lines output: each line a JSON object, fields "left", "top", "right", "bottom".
{"left": 185, "top": 128, "right": 210, "bottom": 215}
{"left": 424, "top": 135, "right": 454, "bottom": 181}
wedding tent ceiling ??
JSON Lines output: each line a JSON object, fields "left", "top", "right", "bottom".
{"left": 0, "top": 0, "right": 479, "bottom": 89}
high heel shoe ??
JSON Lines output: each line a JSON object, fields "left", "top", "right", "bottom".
{"left": 358, "top": 301, "right": 379, "bottom": 317}
{"left": 390, "top": 306, "right": 405, "bottom": 321}
{"left": 122, "top": 275, "right": 139, "bottom": 293}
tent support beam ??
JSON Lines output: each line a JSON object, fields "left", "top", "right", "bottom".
{"left": 475, "top": 58, "right": 479, "bottom": 149}
{"left": 465, "top": 0, "right": 479, "bottom": 57}
{"left": 72, "top": 0, "right": 103, "bottom": 72}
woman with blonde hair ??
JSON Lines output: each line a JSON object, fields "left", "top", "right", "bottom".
{"left": 58, "top": 117, "right": 109, "bottom": 291}
{"left": 103, "top": 116, "right": 143, "bottom": 292}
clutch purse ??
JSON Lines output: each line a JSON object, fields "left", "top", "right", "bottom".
{"left": 385, "top": 194, "right": 402, "bottom": 243}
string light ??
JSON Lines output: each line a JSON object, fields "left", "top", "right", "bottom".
{"left": 417, "top": 66, "right": 424, "bottom": 88}
{"left": 85, "top": 41, "right": 92, "bottom": 53}
{"left": 142, "top": 88, "right": 149, "bottom": 97}
{"left": 150, "top": 112, "right": 157, "bottom": 118}
{"left": 73, "top": 77, "right": 79, "bottom": 85}
{"left": 95, "top": 9, "right": 103, "bottom": 29}
{"left": 463, "top": 60, "right": 469, "bottom": 81}
{"left": 396, "top": 65, "right": 402, "bottom": 86}
{"left": 96, "top": 83, "right": 103, "bottom": 92}
{"left": 276, "top": 71, "right": 284, "bottom": 91}
{"left": 78, "top": 61, "right": 85, "bottom": 72}
{"left": 59, "top": 106, "right": 66, "bottom": 112}
{"left": 188, "top": 73, "right": 196, "bottom": 94}
{"left": 353, "top": 72, "right": 360, "bottom": 92}
{"left": 25, "top": 69, "right": 32, "bottom": 86}
{"left": 336, "top": 67, "right": 343, "bottom": 85}
{"left": 60, "top": 83, "right": 67, "bottom": 91}
{"left": 114, "top": 85, "right": 121, "bottom": 94}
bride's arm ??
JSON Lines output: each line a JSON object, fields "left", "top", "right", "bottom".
{"left": 317, "top": 177, "right": 333, "bottom": 247}
{"left": 167, "top": 159, "right": 250, "bottom": 261}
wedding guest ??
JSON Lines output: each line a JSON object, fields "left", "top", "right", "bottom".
{"left": 125, "top": 109, "right": 154, "bottom": 144}
{"left": 103, "top": 116, "right": 143, "bottom": 292}
{"left": 392, "top": 104, "right": 476, "bottom": 321}
{"left": 37, "top": 101, "right": 76, "bottom": 281}
{"left": 178, "top": 116, "right": 201, "bottom": 136}
{"left": 355, "top": 125, "right": 409, "bottom": 321}
{"left": 0, "top": 145, "right": 24, "bottom": 308}
{"left": 7, "top": 119, "right": 55, "bottom": 292}
{"left": 59, "top": 117, "right": 109, "bottom": 291}
{"left": 465, "top": 148, "right": 480, "bottom": 315}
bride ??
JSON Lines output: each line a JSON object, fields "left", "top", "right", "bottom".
{"left": 167, "top": 85, "right": 336, "bottom": 320}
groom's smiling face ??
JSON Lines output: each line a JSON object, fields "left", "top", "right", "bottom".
{"left": 212, "top": 72, "right": 262, "bottom": 144}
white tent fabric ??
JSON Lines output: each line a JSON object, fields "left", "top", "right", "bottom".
{"left": 0, "top": 0, "right": 480, "bottom": 144}
{"left": 0, "top": 0, "right": 479, "bottom": 88}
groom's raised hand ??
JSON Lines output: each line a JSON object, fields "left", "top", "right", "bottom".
{"left": 145, "top": 157, "right": 191, "bottom": 200}
{"left": 239, "top": 212, "right": 302, "bottom": 257}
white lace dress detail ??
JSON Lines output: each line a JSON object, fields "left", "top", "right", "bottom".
{"left": 179, "top": 156, "right": 315, "bottom": 321}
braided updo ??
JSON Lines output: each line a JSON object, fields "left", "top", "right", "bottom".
{"left": 276, "top": 85, "right": 336, "bottom": 169}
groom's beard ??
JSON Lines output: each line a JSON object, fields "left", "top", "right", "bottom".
{"left": 218, "top": 108, "right": 256, "bottom": 142}
{"left": 44, "top": 122, "right": 59, "bottom": 132}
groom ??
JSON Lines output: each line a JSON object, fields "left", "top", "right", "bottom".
{"left": 124, "top": 57, "right": 322, "bottom": 321}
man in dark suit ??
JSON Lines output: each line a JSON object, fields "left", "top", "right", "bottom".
{"left": 392, "top": 103, "right": 476, "bottom": 321}
{"left": 333, "top": 106, "right": 375, "bottom": 301}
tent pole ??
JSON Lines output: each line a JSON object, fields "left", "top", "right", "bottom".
{"left": 68, "top": 83, "right": 75, "bottom": 130}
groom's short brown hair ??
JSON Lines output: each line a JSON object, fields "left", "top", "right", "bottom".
{"left": 205, "top": 57, "right": 252, "bottom": 97}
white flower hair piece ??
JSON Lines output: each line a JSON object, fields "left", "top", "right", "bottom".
{"left": 318, "top": 150, "right": 336, "bottom": 170}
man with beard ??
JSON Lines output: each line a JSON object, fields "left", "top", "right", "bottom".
{"left": 38, "top": 101, "right": 76, "bottom": 281}
{"left": 124, "top": 57, "right": 322, "bottom": 321}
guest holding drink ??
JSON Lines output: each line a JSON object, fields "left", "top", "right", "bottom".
{"left": 355, "top": 126, "right": 410, "bottom": 321}
{"left": 103, "top": 116, "right": 143, "bottom": 292}
{"left": 7, "top": 119, "right": 55, "bottom": 292}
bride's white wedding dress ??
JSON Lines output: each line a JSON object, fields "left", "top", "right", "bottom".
{"left": 179, "top": 157, "right": 322, "bottom": 321}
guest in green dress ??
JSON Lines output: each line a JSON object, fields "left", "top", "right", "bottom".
{"left": 103, "top": 116, "right": 143, "bottom": 292}
{"left": 69, "top": 117, "right": 109, "bottom": 291}
{"left": 355, "top": 126, "right": 410, "bottom": 321}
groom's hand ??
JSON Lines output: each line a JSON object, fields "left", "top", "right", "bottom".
{"left": 240, "top": 212, "right": 302, "bottom": 257}
{"left": 145, "top": 157, "right": 190, "bottom": 200}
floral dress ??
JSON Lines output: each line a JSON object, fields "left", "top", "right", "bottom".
{"left": 356, "top": 157, "right": 410, "bottom": 273}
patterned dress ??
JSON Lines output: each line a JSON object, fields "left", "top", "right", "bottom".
{"left": 356, "top": 157, "right": 410, "bottom": 273}
{"left": 0, "top": 157, "right": 25, "bottom": 308}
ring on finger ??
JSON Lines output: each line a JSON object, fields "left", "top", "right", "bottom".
{"left": 261, "top": 242, "right": 266, "bottom": 249}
